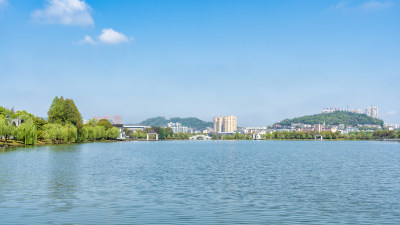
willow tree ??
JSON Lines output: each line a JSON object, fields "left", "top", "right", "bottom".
{"left": 0, "top": 118, "right": 16, "bottom": 145}
{"left": 65, "top": 124, "right": 77, "bottom": 143}
{"left": 16, "top": 121, "right": 37, "bottom": 145}
{"left": 106, "top": 127, "right": 120, "bottom": 139}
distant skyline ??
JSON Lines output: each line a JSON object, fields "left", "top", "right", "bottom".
{"left": 1, "top": 0, "right": 399, "bottom": 126}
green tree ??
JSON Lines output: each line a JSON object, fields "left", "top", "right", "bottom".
{"left": 48, "top": 96, "right": 82, "bottom": 129}
{"left": 43, "top": 123, "right": 68, "bottom": 143}
{"left": 95, "top": 126, "right": 106, "bottom": 140}
{"left": 86, "top": 126, "right": 95, "bottom": 141}
{"left": 106, "top": 127, "right": 120, "bottom": 139}
{"left": 87, "top": 118, "right": 98, "bottom": 127}
{"left": 16, "top": 121, "right": 37, "bottom": 145}
{"left": 165, "top": 127, "right": 173, "bottom": 139}
{"left": 0, "top": 118, "right": 16, "bottom": 145}
{"left": 159, "top": 128, "right": 166, "bottom": 139}
{"left": 97, "top": 119, "right": 113, "bottom": 130}
{"left": 80, "top": 126, "right": 89, "bottom": 141}
{"left": 65, "top": 124, "right": 78, "bottom": 143}
{"left": 34, "top": 117, "right": 47, "bottom": 140}
{"left": 47, "top": 96, "right": 65, "bottom": 124}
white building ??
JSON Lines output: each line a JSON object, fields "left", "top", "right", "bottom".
{"left": 365, "top": 106, "right": 378, "bottom": 119}
{"left": 349, "top": 108, "right": 362, "bottom": 114}
{"left": 167, "top": 122, "right": 189, "bottom": 133}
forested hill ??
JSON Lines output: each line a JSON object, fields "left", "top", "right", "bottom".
{"left": 139, "top": 116, "right": 213, "bottom": 130}
{"left": 277, "top": 111, "right": 384, "bottom": 127}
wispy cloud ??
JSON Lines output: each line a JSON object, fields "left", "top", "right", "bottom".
{"left": 332, "top": 0, "right": 350, "bottom": 12}
{"left": 0, "top": 0, "right": 7, "bottom": 8}
{"left": 78, "top": 35, "right": 96, "bottom": 44}
{"left": 32, "top": 0, "right": 94, "bottom": 26}
{"left": 386, "top": 111, "right": 397, "bottom": 115}
{"left": 331, "top": 0, "right": 394, "bottom": 12}
{"left": 359, "top": 0, "right": 394, "bottom": 11}
{"left": 78, "top": 28, "right": 133, "bottom": 45}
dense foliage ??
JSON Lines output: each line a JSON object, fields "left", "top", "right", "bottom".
{"left": 97, "top": 119, "right": 113, "bottom": 130}
{"left": 48, "top": 96, "right": 82, "bottom": 129}
{"left": 0, "top": 118, "right": 16, "bottom": 144}
{"left": 140, "top": 116, "right": 213, "bottom": 131}
{"left": 1, "top": 96, "right": 121, "bottom": 146}
{"left": 277, "top": 111, "right": 384, "bottom": 127}
{"left": 125, "top": 127, "right": 190, "bottom": 140}
{"left": 261, "top": 130, "right": 400, "bottom": 140}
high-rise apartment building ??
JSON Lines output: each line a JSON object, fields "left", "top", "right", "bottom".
{"left": 365, "top": 106, "right": 378, "bottom": 119}
{"left": 213, "top": 115, "right": 237, "bottom": 133}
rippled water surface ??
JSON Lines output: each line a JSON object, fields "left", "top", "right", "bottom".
{"left": 1, "top": 141, "right": 400, "bottom": 224}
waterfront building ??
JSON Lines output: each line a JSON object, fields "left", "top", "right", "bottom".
{"left": 213, "top": 115, "right": 237, "bottom": 133}
{"left": 242, "top": 127, "right": 269, "bottom": 134}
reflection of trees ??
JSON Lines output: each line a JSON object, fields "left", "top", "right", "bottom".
{"left": 45, "top": 144, "right": 81, "bottom": 213}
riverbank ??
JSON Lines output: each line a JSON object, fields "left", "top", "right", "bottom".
{"left": 3, "top": 138, "right": 400, "bottom": 150}
{"left": 0, "top": 139, "right": 125, "bottom": 149}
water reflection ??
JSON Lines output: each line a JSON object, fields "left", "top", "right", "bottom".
{"left": 45, "top": 145, "right": 81, "bottom": 213}
{"left": 0, "top": 141, "right": 399, "bottom": 224}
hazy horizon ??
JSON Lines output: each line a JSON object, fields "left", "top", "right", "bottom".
{"left": 1, "top": 0, "right": 399, "bottom": 126}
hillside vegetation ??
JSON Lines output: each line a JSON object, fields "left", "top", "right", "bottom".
{"left": 277, "top": 111, "right": 384, "bottom": 127}
{"left": 140, "top": 116, "right": 213, "bottom": 130}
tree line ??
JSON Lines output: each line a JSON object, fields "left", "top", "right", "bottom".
{"left": 262, "top": 130, "right": 400, "bottom": 140}
{"left": 211, "top": 130, "right": 400, "bottom": 140}
{"left": 125, "top": 127, "right": 190, "bottom": 140}
{"left": 0, "top": 96, "right": 120, "bottom": 146}
{"left": 277, "top": 111, "right": 384, "bottom": 127}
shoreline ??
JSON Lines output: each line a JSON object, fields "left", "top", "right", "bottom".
{"left": 1, "top": 138, "right": 399, "bottom": 150}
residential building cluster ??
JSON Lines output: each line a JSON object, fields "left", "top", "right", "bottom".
{"left": 93, "top": 115, "right": 122, "bottom": 124}
{"left": 268, "top": 123, "right": 382, "bottom": 134}
{"left": 167, "top": 122, "right": 189, "bottom": 134}
{"left": 384, "top": 123, "right": 400, "bottom": 131}
{"left": 322, "top": 105, "right": 379, "bottom": 119}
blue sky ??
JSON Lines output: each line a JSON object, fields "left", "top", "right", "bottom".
{"left": 0, "top": 0, "right": 399, "bottom": 126}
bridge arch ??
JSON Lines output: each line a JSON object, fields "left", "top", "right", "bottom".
{"left": 189, "top": 135, "right": 212, "bottom": 140}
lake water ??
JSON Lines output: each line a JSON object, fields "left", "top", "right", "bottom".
{"left": 0, "top": 141, "right": 399, "bottom": 224}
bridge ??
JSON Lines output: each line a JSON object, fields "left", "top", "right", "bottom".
{"left": 123, "top": 125, "right": 151, "bottom": 131}
{"left": 189, "top": 135, "right": 212, "bottom": 140}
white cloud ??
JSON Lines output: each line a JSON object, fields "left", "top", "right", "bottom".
{"left": 78, "top": 28, "right": 132, "bottom": 45}
{"left": 78, "top": 35, "right": 96, "bottom": 44}
{"left": 98, "top": 28, "right": 130, "bottom": 44}
{"left": 359, "top": 0, "right": 394, "bottom": 11}
{"left": 386, "top": 111, "right": 397, "bottom": 115}
{"left": 32, "top": 0, "right": 93, "bottom": 26}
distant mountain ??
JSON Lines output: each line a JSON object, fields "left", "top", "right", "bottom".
{"left": 276, "top": 111, "right": 384, "bottom": 127}
{"left": 140, "top": 116, "right": 213, "bottom": 131}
